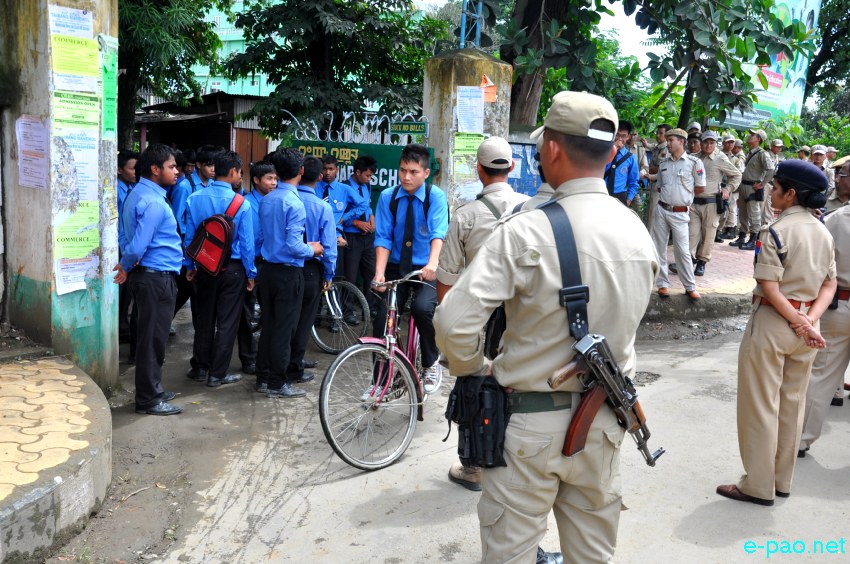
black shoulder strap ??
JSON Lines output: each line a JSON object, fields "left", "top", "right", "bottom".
{"left": 389, "top": 184, "right": 403, "bottom": 225}
{"left": 476, "top": 193, "right": 501, "bottom": 219}
{"left": 604, "top": 151, "right": 633, "bottom": 195}
{"left": 539, "top": 201, "right": 590, "bottom": 340}
{"left": 512, "top": 202, "right": 525, "bottom": 214}
{"left": 390, "top": 182, "right": 436, "bottom": 226}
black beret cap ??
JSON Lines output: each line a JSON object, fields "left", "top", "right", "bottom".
{"left": 774, "top": 160, "right": 828, "bottom": 194}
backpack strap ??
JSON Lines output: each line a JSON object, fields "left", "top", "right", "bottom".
{"left": 476, "top": 193, "right": 502, "bottom": 219}
{"left": 539, "top": 200, "right": 589, "bottom": 340}
{"left": 224, "top": 193, "right": 244, "bottom": 219}
{"left": 604, "top": 151, "right": 633, "bottom": 195}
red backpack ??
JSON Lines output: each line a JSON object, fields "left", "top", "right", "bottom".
{"left": 186, "top": 194, "right": 244, "bottom": 276}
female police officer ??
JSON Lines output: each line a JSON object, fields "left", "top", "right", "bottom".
{"left": 717, "top": 160, "right": 836, "bottom": 506}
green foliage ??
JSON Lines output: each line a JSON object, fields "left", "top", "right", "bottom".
{"left": 630, "top": 0, "right": 816, "bottom": 125}
{"left": 800, "top": 89, "right": 850, "bottom": 155}
{"left": 756, "top": 114, "right": 807, "bottom": 150}
{"left": 225, "top": 0, "right": 450, "bottom": 137}
{"left": 805, "top": 0, "right": 850, "bottom": 102}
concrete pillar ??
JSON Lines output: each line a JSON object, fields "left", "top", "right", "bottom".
{"left": 423, "top": 49, "right": 512, "bottom": 206}
{"left": 0, "top": 0, "right": 119, "bottom": 390}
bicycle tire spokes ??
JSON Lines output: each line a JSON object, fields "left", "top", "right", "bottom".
{"left": 312, "top": 280, "right": 370, "bottom": 354}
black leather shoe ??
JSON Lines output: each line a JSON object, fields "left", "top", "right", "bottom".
{"left": 303, "top": 359, "right": 318, "bottom": 369}
{"left": 267, "top": 383, "right": 306, "bottom": 398}
{"left": 694, "top": 260, "right": 706, "bottom": 276}
{"left": 776, "top": 490, "right": 790, "bottom": 498}
{"left": 343, "top": 313, "right": 361, "bottom": 326}
{"left": 537, "top": 547, "right": 564, "bottom": 564}
{"left": 729, "top": 233, "right": 746, "bottom": 247}
{"left": 169, "top": 324, "right": 177, "bottom": 337}
{"left": 255, "top": 382, "right": 268, "bottom": 394}
{"left": 739, "top": 233, "right": 758, "bottom": 250}
{"left": 831, "top": 396, "right": 844, "bottom": 407}
{"left": 187, "top": 367, "right": 208, "bottom": 382}
{"left": 669, "top": 263, "right": 678, "bottom": 275}
{"left": 716, "top": 484, "right": 773, "bottom": 506}
{"left": 719, "top": 227, "right": 737, "bottom": 240}
{"left": 207, "top": 373, "right": 242, "bottom": 387}
{"left": 136, "top": 401, "right": 182, "bottom": 416}
{"left": 329, "top": 321, "right": 341, "bottom": 333}
{"left": 296, "top": 372, "right": 316, "bottom": 384}
{"left": 161, "top": 391, "right": 176, "bottom": 402}
{"left": 714, "top": 234, "right": 723, "bottom": 243}
{"left": 798, "top": 447, "right": 809, "bottom": 458}
{"left": 242, "top": 363, "right": 257, "bottom": 375}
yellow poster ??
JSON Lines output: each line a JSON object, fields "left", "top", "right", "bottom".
{"left": 51, "top": 35, "right": 99, "bottom": 92}
{"left": 55, "top": 200, "right": 100, "bottom": 259}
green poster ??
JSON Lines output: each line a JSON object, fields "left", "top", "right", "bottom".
{"left": 99, "top": 35, "right": 119, "bottom": 140}
{"left": 454, "top": 133, "right": 485, "bottom": 155}
{"left": 55, "top": 200, "right": 100, "bottom": 259}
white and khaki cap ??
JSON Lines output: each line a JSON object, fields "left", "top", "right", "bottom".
{"left": 476, "top": 136, "right": 513, "bottom": 169}
{"left": 531, "top": 91, "right": 618, "bottom": 143}
{"left": 771, "top": 139, "right": 784, "bottom": 147}
{"left": 812, "top": 144, "right": 827, "bottom": 155}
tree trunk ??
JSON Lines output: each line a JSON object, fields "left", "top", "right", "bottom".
{"left": 509, "top": 72, "right": 545, "bottom": 126}
{"left": 678, "top": 81, "right": 695, "bottom": 129}
{"left": 117, "top": 61, "right": 141, "bottom": 150}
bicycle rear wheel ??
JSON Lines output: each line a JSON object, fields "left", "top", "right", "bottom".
{"left": 312, "top": 280, "right": 370, "bottom": 354}
{"left": 319, "top": 344, "right": 418, "bottom": 470}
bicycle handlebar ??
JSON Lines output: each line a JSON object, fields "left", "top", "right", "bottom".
{"left": 370, "top": 269, "right": 424, "bottom": 289}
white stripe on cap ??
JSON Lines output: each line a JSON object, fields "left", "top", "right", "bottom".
{"left": 588, "top": 129, "right": 615, "bottom": 141}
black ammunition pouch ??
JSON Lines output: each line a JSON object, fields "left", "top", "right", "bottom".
{"left": 716, "top": 197, "right": 729, "bottom": 215}
{"left": 483, "top": 306, "right": 507, "bottom": 361}
{"left": 747, "top": 188, "right": 765, "bottom": 202}
{"left": 829, "top": 292, "right": 840, "bottom": 310}
{"left": 443, "top": 375, "right": 510, "bottom": 468}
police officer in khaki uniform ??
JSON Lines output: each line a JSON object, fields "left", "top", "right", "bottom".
{"left": 824, "top": 159, "right": 850, "bottom": 213}
{"left": 717, "top": 160, "right": 835, "bottom": 506}
{"left": 761, "top": 139, "right": 787, "bottom": 224}
{"left": 811, "top": 145, "right": 836, "bottom": 191}
{"left": 798, "top": 203, "right": 850, "bottom": 457}
{"left": 642, "top": 124, "right": 672, "bottom": 230}
{"left": 797, "top": 145, "right": 811, "bottom": 161}
{"left": 719, "top": 135, "right": 745, "bottom": 239}
{"left": 435, "top": 91, "right": 657, "bottom": 564}
{"left": 731, "top": 129, "right": 775, "bottom": 250}
{"left": 825, "top": 146, "right": 837, "bottom": 168}
{"left": 688, "top": 131, "right": 741, "bottom": 275}
{"left": 646, "top": 128, "right": 705, "bottom": 299}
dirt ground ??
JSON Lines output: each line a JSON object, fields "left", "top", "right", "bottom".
{"left": 38, "top": 311, "right": 751, "bottom": 564}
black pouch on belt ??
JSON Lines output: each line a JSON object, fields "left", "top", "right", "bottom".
{"left": 443, "top": 375, "right": 510, "bottom": 468}
{"left": 716, "top": 197, "right": 728, "bottom": 215}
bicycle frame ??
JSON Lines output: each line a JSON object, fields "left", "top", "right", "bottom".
{"left": 358, "top": 279, "right": 425, "bottom": 421}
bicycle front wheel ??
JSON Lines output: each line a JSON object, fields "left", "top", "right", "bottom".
{"left": 319, "top": 344, "right": 418, "bottom": 470}
{"left": 312, "top": 280, "right": 370, "bottom": 354}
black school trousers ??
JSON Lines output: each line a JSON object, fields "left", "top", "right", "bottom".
{"left": 256, "top": 263, "right": 303, "bottom": 390}
{"left": 192, "top": 262, "right": 246, "bottom": 378}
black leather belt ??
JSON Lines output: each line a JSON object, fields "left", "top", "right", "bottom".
{"left": 508, "top": 391, "right": 572, "bottom": 413}
{"left": 658, "top": 201, "right": 689, "bottom": 212}
{"left": 741, "top": 180, "right": 756, "bottom": 186}
{"left": 693, "top": 196, "right": 718, "bottom": 205}
{"left": 138, "top": 267, "right": 178, "bottom": 276}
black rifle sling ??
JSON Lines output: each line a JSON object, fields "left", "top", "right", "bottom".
{"left": 539, "top": 200, "right": 590, "bottom": 340}
{"left": 476, "top": 193, "right": 502, "bottom": 219}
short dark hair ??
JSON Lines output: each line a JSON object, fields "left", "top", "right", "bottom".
{"left": 250, "top": 160, "right": 275, "bottom": 182}
{"left": 302, "top": 156, "right": 323, "bottom": 183}
{"left": 269, "top": 148, "right": 304, "bottom": 180}
{"left": 481, "top": 164, "right": 510, "bottom": 178}
{"left": 321, "top": 155, "right": 339, "bottom": 167}
{"left": 214, "top": 151, "right": 243, "bottom": 178}
{"left": 657, "top": 124, "right": 672, "bottom": 133}
{"left": 174, "top": 149, "right": 187, "bottom": 169}
{"left": 182, "top": 148, "right": 196, "bottom": 164}
{"left": 118, "top": 149, "right": 139, "bottom": 168}
{"left": 399, "top": 144, "right": 429, "bottom": 169}
{"left": 138, "top": 144, "right": 175, "bottom": 179}
{"left": 548, "top": 119, "right": 615, "bottom": 166}
{"left": 196, "top": 144, "right": 223, "bottom": 165}
{"left": 618, "top": 120, "right": 634, "bottom": 134}
{"left": 353, "top": 155, "right": 378, "bottom": 174}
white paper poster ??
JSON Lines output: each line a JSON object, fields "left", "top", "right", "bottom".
{"left": 15, "top": 115, "right": 49, "bottom": 190}
{"left": 55, "top": 256, "right": 99, "bottom": 295}
{"left": 53, "top": 91, "right": 101, "bottom": 199}
{"left": 48, "top": 5, "right": 94, "bottom": 38}
{"left": 456, "top": 86, "right": 484, "bottom": 134}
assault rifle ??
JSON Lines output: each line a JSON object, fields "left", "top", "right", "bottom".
{"left": 548, "top": 333, "right": 665, "bottom": 467}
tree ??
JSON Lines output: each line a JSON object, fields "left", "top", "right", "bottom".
{"left": 804, "top": 0, "right": 850, "bottom": 103}
{"left": 629, "top": 0, "right": 816, "bottom": 128}
{"left": 117, "top": 0, "right": 230, "bottom": 149}
{"left": 224, "top": 1, "right": 450, "bottom": 137}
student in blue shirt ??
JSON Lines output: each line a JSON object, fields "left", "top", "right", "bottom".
{"left": 343, "top": 155, "right": 380, "bottom": 319}
{"left": 169, "top": 149, "right": 194, "bottom": 331}
{"left": 236, "top": 160, "right": 278, "bottom": 375}
{"left": 604, "top": 120, "right": 640, "bottom": 206}
{"left": 373, "top": 144, "right": 449, "bottom": 393}
{"left": 256, "top": 148, "right": 324, "bottom": 398}
{"left": 319, "top": 155, "right": 360, "bottom": 269}
{"left": 114, "top": 143, "right": 183, "bottom": 416}
{"left": 288, "top": 157, "right": 338, "bottom": 383}
{"left": 117, "top": 149, "right": 139, "bottom": 344}
{"left": 189, "top": 145, "right": 221, "bottom": 193}
{"left": 184, "top": 151, "right": 256, "bottom": 389}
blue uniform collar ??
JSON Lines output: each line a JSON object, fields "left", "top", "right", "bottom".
{"left": 277, "top": 181, "right": 298, "bottom": 193}
{"left": 394, "top": 183, "right": 426, "bottom": 202}
{"left": 210, "top": 180, "right": 238, "bottom": 192}
{"left": 297, "top": 184, "right": 317, "bottom": 195}
{"left": 136, "top": 176, "right": 167, "bottom": 197}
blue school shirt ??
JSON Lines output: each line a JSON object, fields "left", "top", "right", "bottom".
{"left": 169, "top": 174, "right": 192, "bottom": 237}
{"left": 374, "top": 183, "right": 449, "bottom": 265}
{"left": 318, "top": 179, "right": 360, "bottom": 236}
{"left": 258, "top": 182, "right": 314, "bottom": 266}
{"left": 604, "top": 147, "right": 640, "bottom": 201}
{"left": 343, "top": 177, "right": 374, "bottom": 234}
{"left": 245, "top": 189, "right": 265, "bottom": 257}
{"left": 297, "top": 185, "right": 338, "bottom": 281}
{"left": 119, "top": 177, "right": 183, "bottom": 273}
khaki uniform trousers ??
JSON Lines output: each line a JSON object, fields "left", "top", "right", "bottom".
{"left": 762, "top": 189, "right": 778, "bottom": 226}
{"left": 737, "top": 185, "right": 763, "bottom": 233}
{"left": 688, "top": 202, "right": 720, "bottom": 262}
{"left": 651, "top": 206, "right": 696, "bottom": 291}
{"left": 737, "top": 305, "right": 818, "bottom": 500}
{"left": 723, "top": 191, "right": 739, "bottom": 229}
{"left": 800, "top": 300, "right": 850, "bottom": 450}
{"left": 479, "top": 407, "right": 624, "bottom": 564}
{"left": 644, "top": 186, "right": 660, "bottom": 231}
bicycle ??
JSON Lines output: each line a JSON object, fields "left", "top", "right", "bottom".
{"left": 251, "top": 279, "right": 370, "bottom": 355}
{"left": 319, "top": 269, "right": 433, "bottom": 470}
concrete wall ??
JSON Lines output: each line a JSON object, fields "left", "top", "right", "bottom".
{"left": 0, "top": 0, "right": 119, "bottom": 390}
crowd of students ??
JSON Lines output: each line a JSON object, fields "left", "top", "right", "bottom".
{"left": 116, "top": 142, "right": 448, "bottom": 415}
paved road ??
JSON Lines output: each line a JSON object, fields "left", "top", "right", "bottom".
{"left": 114, "top": 327, "right": 849, "bottom": 564}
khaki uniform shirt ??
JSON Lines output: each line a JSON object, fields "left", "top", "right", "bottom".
{"left": 657, "top": 153, "right": 706, "bottom": 206}
{"left": 700, "top": 149, "right": 742, "bottom": 195}
{"left": 434, "top": 178, "right": 658, "bottom": 392}
{"left": 769, "top": 152, "right": 785, "bottom": 166}
{"left": 752, "top": 206, "right": 835, "bottom": 302}
{"left": 824, "top": 189, "right": 849, "bottom": 214}
{"left": 817, "top": 165, "right": 836, "bottom": 191}
{"left": 825, "top": 206, "right": 850, "bottom": 289}
{"left": 629, "top": 144, "right": 649, "bottom": 173}
{"left": 521, "top": 183, "right": 554, "bottom": 210}
{"left": 742, "top": 147, "right": 776, "bottom": 185}
{"left": 729, "top": 152, "right": 746, "bottom": 172}
{"left": 436, "top": 182, "right": 528, "bottom": 286}
{"left": 650, "top": 142, "right": 669, "bottom": 170}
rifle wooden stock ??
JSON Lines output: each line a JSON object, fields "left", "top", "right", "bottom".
{"left": 547, "top": 358, "right": 585, "bottom": 390}
{"left": 629, "top": 401, "right": 647, "bottom": 432}
{"left": 563, "top": 386, "right": 607, "bottom": 457}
